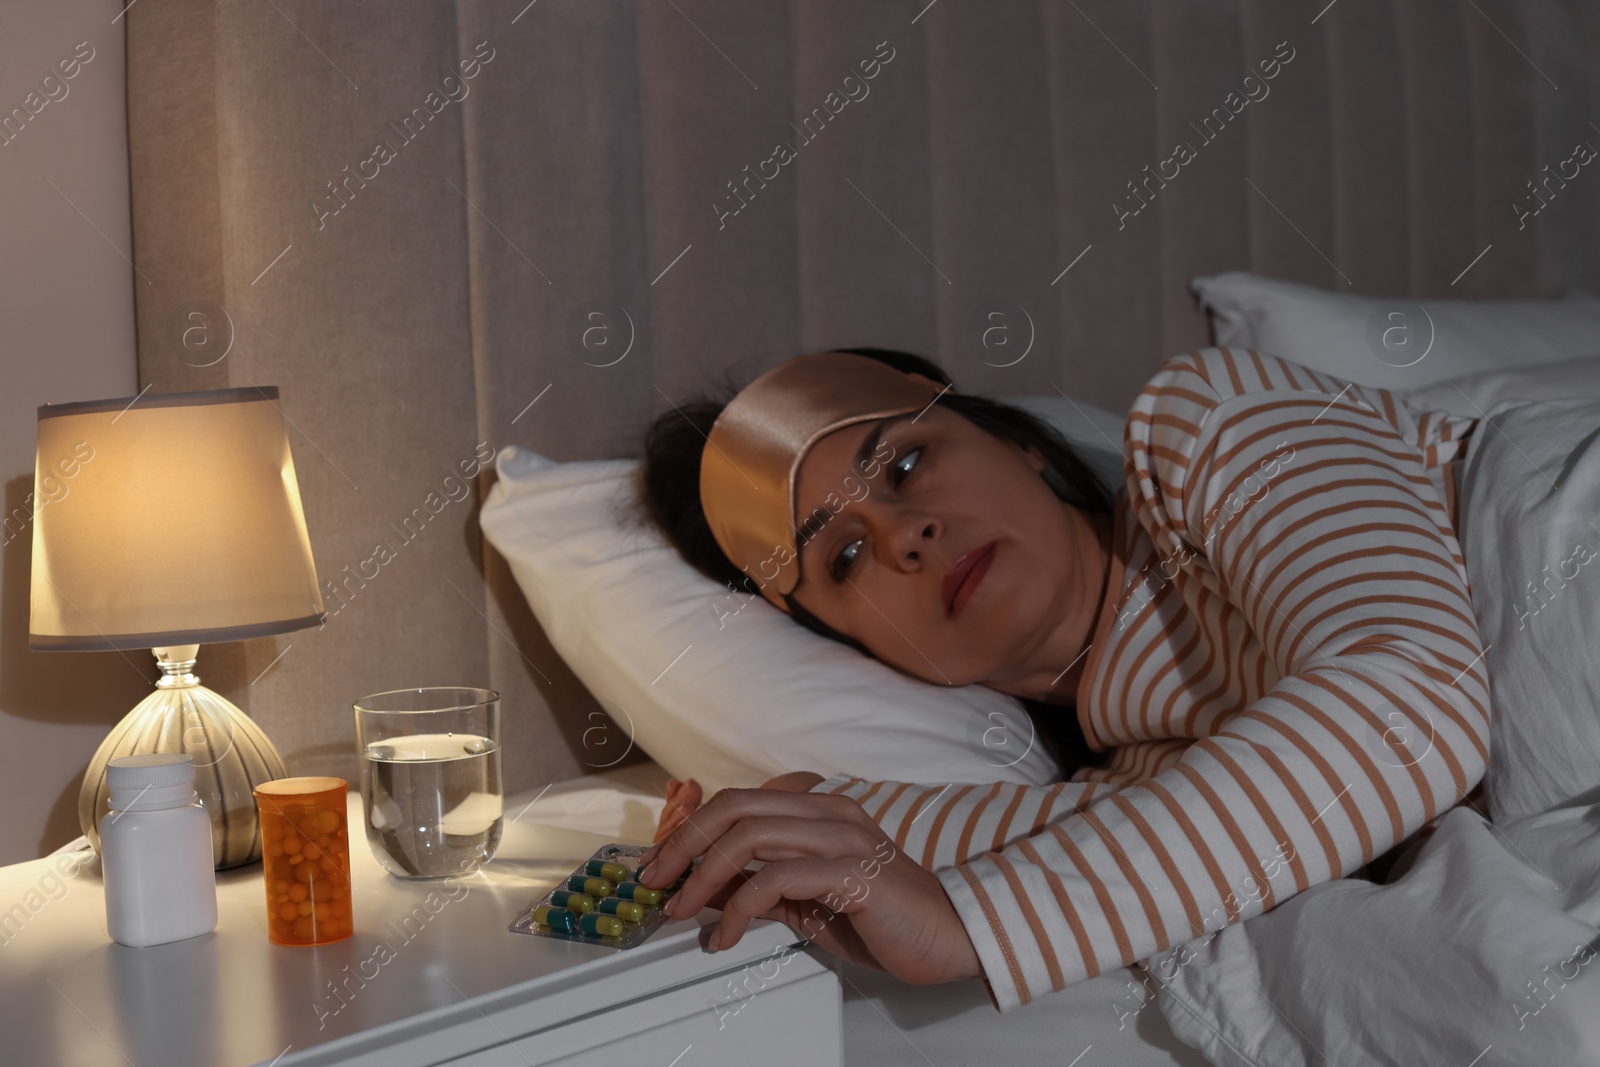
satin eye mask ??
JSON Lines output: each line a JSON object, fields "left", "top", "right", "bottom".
{"left": 698, "top": 352, "right": 944, "bottom": 613}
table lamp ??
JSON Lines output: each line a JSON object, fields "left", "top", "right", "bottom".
{"left": 29, "top": 386, "right": 325, "bottom": 869}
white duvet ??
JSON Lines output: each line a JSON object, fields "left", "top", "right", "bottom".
{"left": 1150, "top": 396, "right": 1600, "bottom": 1066}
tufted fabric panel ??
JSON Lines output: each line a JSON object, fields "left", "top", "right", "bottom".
{"left": 126, "top": 0, "right": 1600, "bottom": 792}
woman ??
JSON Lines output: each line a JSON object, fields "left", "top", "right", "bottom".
{"left": 634, "top": 346, "right": 1490, "bottom": 1012}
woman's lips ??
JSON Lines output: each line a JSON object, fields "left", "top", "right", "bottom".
{"left": 944, "top": 541, "right": 997, "bottom": 617}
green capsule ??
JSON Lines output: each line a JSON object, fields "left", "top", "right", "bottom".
{"left": 585, "top": 860, "right": 631, "bottom": 882}
{"left": 614, "top": 881, "right": 661, "bottom": 905}
{"left": 634, "top": 864, "right": 684, "bottom": 889}
{"left": 550, "top": 890, "right": 595, "bottom": 914}
{"left": 596, "top": 898, "right": 644, "bottom": 923}
{"left": 567, "top": 875, "right": 614, "bottom": 898}
{"left": 578, "top": 912, "right": 624, "bottom": 937}
{"left": 531, "top": 904, "right": 579, "bottom": 934}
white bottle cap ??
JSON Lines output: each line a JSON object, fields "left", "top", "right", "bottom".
{"left": 107, "top": 754, "right": 199, "bottom": 811}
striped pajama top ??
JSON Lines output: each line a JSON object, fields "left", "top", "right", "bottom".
{"left": 811, "top": 346, "right": 1492, "bottom": 1012}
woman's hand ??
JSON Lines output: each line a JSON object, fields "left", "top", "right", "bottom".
{"left": 637, "top": 787, "right": 984, "bottom": 987}
{"left": 651, "top": 772, "right": 825, "bottom": 844}
{"left": 653, "top": 778, "right": 703, "bottom": 844}
{"left": 759, "top": 770, "right": 827, "bottom": 793}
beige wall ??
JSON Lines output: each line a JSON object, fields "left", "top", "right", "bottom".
{"left": 0, "top": 2, "right": 150, "bottom": 864}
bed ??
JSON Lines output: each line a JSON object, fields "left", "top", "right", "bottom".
{"left": 474, "top": 310, "right": 1600, "bottom": 1065}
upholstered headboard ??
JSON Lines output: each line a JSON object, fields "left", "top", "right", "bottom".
{"left": 123, "top": 0, "right": 1600, "bottom": 794}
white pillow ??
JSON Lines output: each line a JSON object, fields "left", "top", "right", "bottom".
{"left": 1191, "top": 270, "right": 1600, "bottom": 391}
{"left": 1395, "top": 353, "right": 1600, "bottom": 417}
{"left": 478, "top": 394, "right": 1128, "bottom": 797}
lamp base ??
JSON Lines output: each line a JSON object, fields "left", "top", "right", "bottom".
{"left": 78, "top": 645, "right": 289, "bottom": 870}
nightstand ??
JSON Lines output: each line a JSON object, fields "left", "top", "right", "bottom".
{"left": 0, "top": 779, "right": 842, "bottom": 1066}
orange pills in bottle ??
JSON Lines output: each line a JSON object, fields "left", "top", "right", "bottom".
{"left": 254, "top": 777, "right": 353, "bottom": 946}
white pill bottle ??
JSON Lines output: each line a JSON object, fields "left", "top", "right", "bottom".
{"left": 100, "top": 753, "right": 218, "bottom": 947}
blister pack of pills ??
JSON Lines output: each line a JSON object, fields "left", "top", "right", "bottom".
{"left": 508, "top": 843, "right": 688, "bottom": 950}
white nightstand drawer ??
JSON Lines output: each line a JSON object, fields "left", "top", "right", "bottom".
{"left": 440, "top": 954, "right": 843, "bottom": 1067}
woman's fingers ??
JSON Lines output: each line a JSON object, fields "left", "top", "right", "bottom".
{"left": 677, "top": 868, "right": 868, "bottom": 957}
{"left": 761, "top": 770, "right": 827, "bottom": 793}
{"left": 647, "top": 802, "right": 982, "bottom": 987}
{"left": 642, "top": 792, "right": 985, "bottom": 988}
{"left": 652, "top": 784, "right": 681, "bottom": 844}
{"left": 643, "top": 788, "right": 871, "bottom": 886}
{"left": 651, "top": 778, "right": 705, "bottom": 844}
{"left": 760, "top": 895, "right": 887, "bottom": 971}
{"left": 666, "top": 815, "right": 880, "bottom": 919}
{"left": 651, "top": 807, "right": 681, "bottom": 845}
{"left": 708, "top": 858, "right": 876, "bottom": 952}
{"left": 710, "top": 854, "right": 985, "bottom": 987}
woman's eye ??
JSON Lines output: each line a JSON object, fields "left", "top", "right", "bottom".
{"left": 888, "top": 447, "right": 921, "bottom": 488}
{"left": 830, "top": 538, "right": 862, "bottom": 582}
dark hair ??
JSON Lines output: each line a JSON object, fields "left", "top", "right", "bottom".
{"left": 637, "top": 347, "right": 1112, "bottom": 779}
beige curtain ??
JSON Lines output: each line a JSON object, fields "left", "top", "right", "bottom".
{"left": 125, "top": 0, "right": 1600, "bottom": 792}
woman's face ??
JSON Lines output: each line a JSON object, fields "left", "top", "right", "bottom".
{"left": 789, "top": 402, "right": 1110, "bottom": 695}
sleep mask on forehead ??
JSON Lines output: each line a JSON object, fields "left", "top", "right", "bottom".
{"left": 699, "top": 351, "right": 944, "bottom": 612}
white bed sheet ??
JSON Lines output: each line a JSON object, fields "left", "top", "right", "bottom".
{"left": 511, "top": 762, "right": 1208, "bottom": 1067}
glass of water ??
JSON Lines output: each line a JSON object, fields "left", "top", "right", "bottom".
{"left": 353, "top": 687, "right": 503, "bottom": 879}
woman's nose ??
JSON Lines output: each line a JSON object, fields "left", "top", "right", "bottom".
{"left": 884, "top": 512, "right": 939, "bottom": 569}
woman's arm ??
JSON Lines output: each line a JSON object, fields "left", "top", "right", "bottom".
{"left": 740, "top": 350, "right": 1491, "bottom": 1010}
{"left": 656, "top": 771, "right": 1133, "bottom": 869}
{"left": 925, "top": 349, "right": 1491, "bottom": 1009}
{"left": 803, "top": 740, "right": 1193, "bottom": 870}
{"left": 805, "top": 773, "right": 1124, "bottom": 870}
{"left": 648, "top": 349, "right": 1489, "bottom": 1012}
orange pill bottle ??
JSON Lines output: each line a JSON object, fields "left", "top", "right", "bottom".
{"left": 254, "top": 777, "right": 353, "bottom": 946}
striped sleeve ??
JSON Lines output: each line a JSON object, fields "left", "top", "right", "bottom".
{"left": 809, "top": 773, "right": 1125, "bottom": 871}
{"left": 862, "top": 349, "right": 1491, "bottom": 1011}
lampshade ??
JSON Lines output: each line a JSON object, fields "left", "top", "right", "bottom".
{"left": 29, "top": 386, "right": 324, "bottom": 650}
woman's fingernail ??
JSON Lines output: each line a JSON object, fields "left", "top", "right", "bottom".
{"left": 663, "top": 894, "right": 678, "bottom": 917}
{"left": 642, "top": 843, "right": 661, "bottom": 862}
{"left": 640, "top": 862, "right": 657, "bottom": 883}
{"left": 709, "top": 924, "right": 721, "bottom": 950}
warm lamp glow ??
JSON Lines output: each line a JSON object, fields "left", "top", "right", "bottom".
{"left": 29, "top": 386, "right": 323, "bottom": 649}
